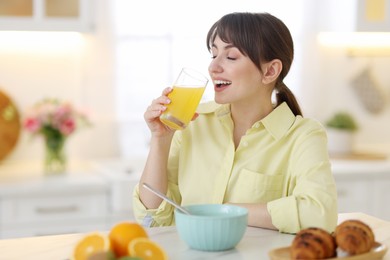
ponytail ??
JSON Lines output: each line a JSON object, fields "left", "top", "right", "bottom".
{"left": 275, "top": 82, "right": 302, "bottom": 116}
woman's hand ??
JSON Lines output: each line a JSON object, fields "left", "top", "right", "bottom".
{"left": 144, "top": 87, "right": 175, "bottom": 137}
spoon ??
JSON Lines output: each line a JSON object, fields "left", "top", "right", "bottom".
{"left": 142, "top": 183, "right": 192, "bottom": 215}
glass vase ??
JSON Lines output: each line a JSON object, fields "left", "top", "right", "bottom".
{"left": 44, "top": 134, "right": 67, "bottom": 174}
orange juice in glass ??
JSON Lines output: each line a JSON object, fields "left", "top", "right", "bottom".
{"left": 160, "top": 68, "right": 208, "bottom": 130}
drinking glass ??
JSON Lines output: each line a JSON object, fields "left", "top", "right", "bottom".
{"left": 160, "top": 68, "right": 208, "bottom": 130}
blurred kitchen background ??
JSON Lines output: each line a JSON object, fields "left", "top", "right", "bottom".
{"left": 1, "top": 0, "right": 390, "bottom": 239}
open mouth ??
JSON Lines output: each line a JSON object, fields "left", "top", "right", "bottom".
{"left": 214, "top": 80, "right": 232, "bottom": 88}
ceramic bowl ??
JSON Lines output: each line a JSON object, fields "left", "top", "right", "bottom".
{"left": 174, "top": 204, "right": 248, "bottom": 251}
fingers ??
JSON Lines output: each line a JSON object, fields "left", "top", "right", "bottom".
{"left": 144, "top": 102, "right": 166, "bottom": 120}
{"left": 149, "top": 96, "right": 170, "bottom": 112}
{"left": 153, "top": 87, "right": 172, "bottom": 107}
{"left": 162, "top": 87, "right": 173, "bottom": 95}
{"left": 144, "top": 87, "right": 172, "bottom": 121}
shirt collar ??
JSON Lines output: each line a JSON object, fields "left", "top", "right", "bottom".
{"left": 201, "top": 101, "right": 297, "bottom": 140}
{"left": 261, "top": 102, "right": 297, "bottom": 140}
{"left": 197, "top": 101, "right": 230, "bottom": 117}
{"left": 215, "top": 103, "right": 230, "bottom": 117}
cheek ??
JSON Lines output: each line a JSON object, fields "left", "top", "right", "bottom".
{"left": 236, "top": 60, "right": 262, "bottom": 80}
{"left": 241, "top": 70, "right": 263, "bottom": 90}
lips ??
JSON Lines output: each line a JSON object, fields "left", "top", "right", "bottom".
{"left": 214, "top": 80, "right": 232, "bottom": 91}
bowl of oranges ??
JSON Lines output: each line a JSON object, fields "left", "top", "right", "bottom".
{"left": 72, "top": 222, "right": 167, "bottom": 260}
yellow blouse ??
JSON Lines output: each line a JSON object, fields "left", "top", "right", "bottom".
{"left": 133, "top": 101, "right": 338, "bottom": 233}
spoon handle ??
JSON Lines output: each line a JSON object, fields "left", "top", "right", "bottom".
{"left": 142, "top": 183, "right": 191, "bottom": 215}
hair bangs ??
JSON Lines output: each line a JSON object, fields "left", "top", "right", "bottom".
{"left": 207, "top": 13, "right": 261, "bottom": 68}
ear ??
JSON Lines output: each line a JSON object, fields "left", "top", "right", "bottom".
{"left": 262, "top": 59, "right": 282, "bottom": 85}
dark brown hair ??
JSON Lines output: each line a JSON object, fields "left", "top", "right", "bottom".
{"left": 207, "top": 12, "right": 302, "bottom": 116}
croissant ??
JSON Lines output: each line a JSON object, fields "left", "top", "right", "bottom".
{"left": 334, "top": 219, "right": 375, "bottom": 255}
{"left": 290, "top": 227, "right": 336, "bottom": 259}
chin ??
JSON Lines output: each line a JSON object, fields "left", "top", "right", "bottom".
{"left": 214, "top": 96, "right": 229, "bottom": 105}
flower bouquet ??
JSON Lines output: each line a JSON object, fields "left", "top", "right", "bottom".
{"left": 23, "top": 98, "right": 90, "bottom": 174}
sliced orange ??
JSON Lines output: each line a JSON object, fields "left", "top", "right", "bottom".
{"left": 108, "top": 222, "right": 148, "bottom": 257}
{"left": 72, "top": 232, "right": 111, "bottom": 260}
{"left": 128, "top": 237, "right": 168, "bottom": 260}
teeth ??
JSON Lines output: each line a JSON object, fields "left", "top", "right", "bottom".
{"left": 214, "top": 80, "right": 232, "bottom": 85}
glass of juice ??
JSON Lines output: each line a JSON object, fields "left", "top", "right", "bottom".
{"left": 160, "top": 68, "right": 208, "bottom": 130}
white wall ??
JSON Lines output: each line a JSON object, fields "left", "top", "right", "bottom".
{"left": 300, "top": 0, "right": 390, "bottom": 154}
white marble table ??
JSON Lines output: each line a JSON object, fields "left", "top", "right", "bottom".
{"left": 0, "top": 213, "right": 388, "bottom": 260}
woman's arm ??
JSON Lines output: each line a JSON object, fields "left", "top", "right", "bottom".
{"left": 268, "top": 126, "right": 338, "bottom": 234}
{"left": 230, "top": 203, "right": 277, "bottom": 230}
{"left": 138, "top": 87, "right": 175, "bottom": 209}
{"left": 139, "top": 135, "right": 173, "bottom": 208}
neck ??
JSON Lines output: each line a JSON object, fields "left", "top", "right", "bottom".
{"left": 230, "top": 99, "right": 274, "bottom": 129}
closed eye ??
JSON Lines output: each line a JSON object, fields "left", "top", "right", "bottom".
{"left": 210, "top": 55, "right": 237, "bottom": 60}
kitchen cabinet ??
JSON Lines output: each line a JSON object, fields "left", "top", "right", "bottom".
{"left": 334, "top": 174, "right": 374, "bottom": 215}
{"left": 0, "top": 0, "right": 93, "bottom": 31}
{"left": 332, "top": 159, "right": 390, "bottom": 221}
{"left": 372, "top": 178, "right": 390, "bottom": 221}
{"left": 91, "top": 158, "right": 144, "bottom": 227}
{"left": 0, "top": 160, "right": 140, "bottom": 239}
{"left": 356, "top": 0, "right": 390, "bottom": 32}
{"left": 0, "top": 169, "right": 109, "bottom": 238}
{"left": 0, "top": 193, "right": 108, "bottom": 238}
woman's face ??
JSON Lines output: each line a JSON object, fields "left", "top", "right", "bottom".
{"left": 208, "top": 35, "right": 265, "bottom": 105}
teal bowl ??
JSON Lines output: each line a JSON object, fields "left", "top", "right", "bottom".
{"left": 174, "top": 204, "right": 248, "bottom": 251}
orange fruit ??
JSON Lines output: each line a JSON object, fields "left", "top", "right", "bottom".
{"left": 128, "top": 237, "right": 168, "bottom": 260}
{"left": 108, "top": 222, "right": 148, "bottom": 257}
{"left": 72, "top": 232, "right": 111, "bottom": 260}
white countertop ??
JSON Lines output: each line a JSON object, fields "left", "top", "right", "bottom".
{"left": 331, "top": 158, "right": 390, "bottom": 176}
{"left": 0, "top": 212, "right": 388, "bottom": 260}
{"left": 0, "top": 157, "right": 147, "bottom": 195}
{"left": 0, "top": 160, "right": 108, "bottom": 197}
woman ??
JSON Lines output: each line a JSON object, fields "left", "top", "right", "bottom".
{"left": 133, "top": 12, "right": 337, "bottom": 234}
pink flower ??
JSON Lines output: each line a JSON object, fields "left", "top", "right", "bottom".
{"left": 53, "top": 103, "right": 72, "bottom": 123}
{"left": 59, "top": 118, "right": 76, "bottom": 136}
{"left": 23, "top": 98, "right": 90, "bottom": 138}
{"left": 24, "top": 117, "right": 41, "bottom": 133}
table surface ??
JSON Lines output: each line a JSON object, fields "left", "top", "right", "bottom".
{"left": 0, "top": 212, "right": 388, "bottom": 260}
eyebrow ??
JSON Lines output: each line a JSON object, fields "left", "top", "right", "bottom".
{"left": 211, "top": 43, "right": 236, "bottom": 50}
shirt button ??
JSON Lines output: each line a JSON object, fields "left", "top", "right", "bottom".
{"left": 254, "top": 123, "right": 260, "bottom": 128}
{"left": 242, "top": 141, "right": 248, "bottom": 147}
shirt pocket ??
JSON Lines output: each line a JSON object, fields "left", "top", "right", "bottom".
{"left": 231, "top": 169, "right": 285, "bottom": 203}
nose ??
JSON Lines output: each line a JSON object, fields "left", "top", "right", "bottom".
{"left": 208, "top": 56, "right": 223, "bottom": 76}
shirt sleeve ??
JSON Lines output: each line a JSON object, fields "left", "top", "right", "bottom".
{"left": 132, "top": 131, "right": 183, "bottom": 227}
{"left": 132, "top": 182, "right": 181, "bottom": 227}
{"left": 267, "top": 123, "right": 338, "bottom": 234}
